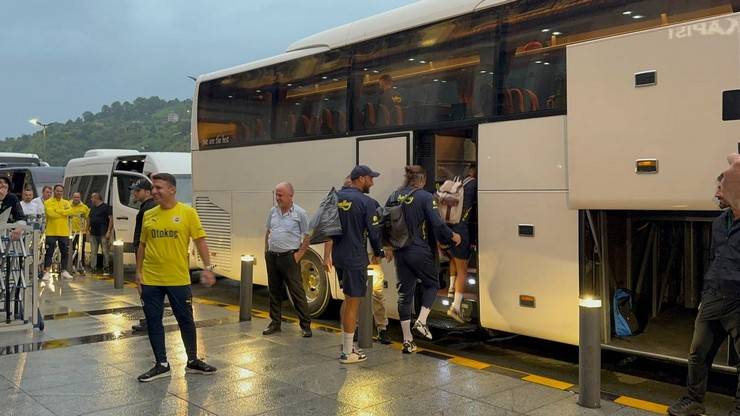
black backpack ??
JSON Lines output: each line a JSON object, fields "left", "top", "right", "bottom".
{"left": 378, "top": 189, "right": 417, "bottom": 249}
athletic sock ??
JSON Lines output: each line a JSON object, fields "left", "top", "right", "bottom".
{"left": 401, "top": 320, "right": 413, "bottom": 342}
{"left": 342, "top": 333, "right": 354, "bottom": 355}
{"left": 417, "top": 306, "right": 431, "bottom": 325}
{"left": 453, "top": 292, "right": 464, "bottom": 312}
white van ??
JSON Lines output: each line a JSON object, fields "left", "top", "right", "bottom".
{"left": 64, "top": 149, "right": 191, "bottom": 264}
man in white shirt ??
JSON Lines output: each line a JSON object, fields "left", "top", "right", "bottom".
{"left": 20, "top": 188, "right": 44, "bottom": 218}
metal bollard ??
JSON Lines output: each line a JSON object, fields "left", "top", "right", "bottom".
{"left": 357, "top": 268, "right": 374, "bottom": 349}
{"left": 578, "top": 297, "right": 602, "bottom": 409}
{"left": 67, "top": 235, "right": 75, "bottom": 275}
{"left": 239, "top": 256, "right": 255, "bottom": 322}
{"left": 112, "top": 240, "right": 124, "bottom": 289}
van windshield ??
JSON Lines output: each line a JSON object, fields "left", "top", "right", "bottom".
{"left": 174, "top": 174, "right": 192, "bottom": 204}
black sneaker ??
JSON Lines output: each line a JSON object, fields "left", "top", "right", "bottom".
{"left": 377, "top": 329, "right": 391, "bottom": 345}
{"left": 186, "top": 358, "right": 217, "bottom": 375}
{"left": 262, "top": 322, "right": 281, "bottom": 335}
{"left": 132, "top": 319, "right": 147, "bottom": 332}
{"left": 667, "top": 396, "right": 705, "bottom": 416}
{"left": 412, "top": 320, "right": 433, "bottom": 341}
{"left": 137, "top": 363, "right": 171, "bottom": 382}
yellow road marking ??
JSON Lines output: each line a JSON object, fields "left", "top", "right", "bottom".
{"left": 615, "top": 396, "right": 668, "bottom": 414}
{"left": 448, "top": 356, "right": 491, "bottom": 370}
{"left": 522, "top": 374, "right": 574, "bottom": 390}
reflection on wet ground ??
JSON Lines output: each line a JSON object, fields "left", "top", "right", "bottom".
{"left": 0, "top": 274, "right": 657, "bottom": 415}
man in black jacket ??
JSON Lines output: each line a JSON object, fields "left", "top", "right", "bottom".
{"left": 668, "top": 169, "right": 740, "bottom": 416}
{"left": 0, "top": 177, "right": 27, "bottom": 241}
{"left": 130, "top": 179, "right": 157, "bottom": 333}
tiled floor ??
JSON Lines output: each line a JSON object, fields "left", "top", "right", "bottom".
{"left": 0, "top": 275, "right": 658, "bottom": 416}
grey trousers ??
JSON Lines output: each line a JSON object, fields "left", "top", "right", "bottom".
{"left": 89, "top": 235, "right": 110, "bottom": 270}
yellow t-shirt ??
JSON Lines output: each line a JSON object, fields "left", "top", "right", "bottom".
{"left": 69, "top": 203, "right": 90, "bottom": 233}
{"left": 44, "top": 198, "right": 72, "bottom": 237}
{"left": 141, "top": 202, "right": 206, "bottom": 286}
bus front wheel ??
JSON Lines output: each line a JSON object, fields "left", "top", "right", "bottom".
{"left": 299, "top": 250, "right": 330, "bottom": 318}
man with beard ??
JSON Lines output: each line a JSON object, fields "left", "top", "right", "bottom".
{"left": 324, "top": 165, "right": 388, "bottom": 363}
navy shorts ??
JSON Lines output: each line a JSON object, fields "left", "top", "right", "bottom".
{"left": 444, "top": 222, "right": 471, "bottom": 260}
{"left": 337, "top": 267, "right": 368, "bottom": 297}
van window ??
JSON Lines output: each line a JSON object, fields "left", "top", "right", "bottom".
{"left": 65, "top": 176, "right": 81, "bottom": 199}
{"left": 173, "top": 175, "right": 192, "bottom": 204}
{"left": 116, "top": 175, "right": 141, "bottom": 209}
{"left": 76, "top": 177, "right": 92, "bottom": 202}
{"left": 89, "top": 175, "right": 108, "bottom": 204}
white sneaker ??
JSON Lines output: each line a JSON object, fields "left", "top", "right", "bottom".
{"left": 60, "top": 270, "right": 73, "bottom": 279}
{"left": 339, "top": 351, "right": 367, "bottom": 364}
{"left": 41, "top": 272, "right": 51, "bottom": 281}
{"left": 412, "top": 320, "right": 433, "bottom": 341}
{"left": 402, "top": 340, "right": 418, "bottom": 354}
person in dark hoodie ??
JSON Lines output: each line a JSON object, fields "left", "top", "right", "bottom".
{"left": 386, "top": 165, "right": 460, "bottom": 354}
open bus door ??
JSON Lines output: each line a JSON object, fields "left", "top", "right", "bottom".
{"left": 414, "top": 129, "right": 480, "bottom": 331}
{"left": 356, "top": 133, "right": 411, "bottom": 320}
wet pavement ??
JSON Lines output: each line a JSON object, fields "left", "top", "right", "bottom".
{"left": 0, "top": 274, "right": 660, "bottom": 415}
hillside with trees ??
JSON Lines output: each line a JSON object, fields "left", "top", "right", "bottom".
{"left": 0, "top": 97, "right": 192, "bottom": 166}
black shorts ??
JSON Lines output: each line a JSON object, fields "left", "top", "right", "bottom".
{"left": 336, "top": 267, "right": 368, "bottom": 298}
{"left": 444, "top": 222, "right": 471, "bottom": 260}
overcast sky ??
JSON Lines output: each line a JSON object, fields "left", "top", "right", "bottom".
{"left": 0, "top": 0, "right": 414, "bottom": 139}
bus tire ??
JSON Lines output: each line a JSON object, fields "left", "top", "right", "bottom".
{"left": 299, "top": 249, "right": 330, "bottom": 318}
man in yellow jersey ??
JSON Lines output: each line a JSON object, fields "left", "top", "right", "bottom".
{"left": 135, "top": 173, "right": 217, "bottom": 382}
{"left": 43, "top": 185, "right": 73, "bottom": 280}
{"left": 68, "top": 192, "right": 89, "bottom": 273}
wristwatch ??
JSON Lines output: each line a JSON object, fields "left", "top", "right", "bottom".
{"left": 204, "top": 265, "right": 216, "bottom": 272}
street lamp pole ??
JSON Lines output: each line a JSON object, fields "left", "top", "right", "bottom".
{"left": 28, "top": 118, "right": 52, "bottom": 157}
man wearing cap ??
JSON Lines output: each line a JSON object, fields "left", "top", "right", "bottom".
{"left": 130, "top": 179, "right": 157, "bottom": 333}
{"left": 88, "top": 192, "right": 113, "bottom": 274}
{"left": 324, "top": 165, "right": 386, "bottom": 364}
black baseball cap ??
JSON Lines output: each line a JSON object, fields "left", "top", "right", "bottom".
{"left": 350, "top": 165, "right": 380, "bottom": 180}
{"left": 129, "top": 179, "right": 152, "bottom": 191}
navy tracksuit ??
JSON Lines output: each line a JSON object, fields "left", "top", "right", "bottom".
{"left": 331, "top": 186, "right": 383, "bottom": 297}
{"left": 386, "top": 187, "right": 454, "bottom": 321}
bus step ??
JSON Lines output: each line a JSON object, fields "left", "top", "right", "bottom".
{"left": 426, "top": 317, "right": 478, "bottom": 332}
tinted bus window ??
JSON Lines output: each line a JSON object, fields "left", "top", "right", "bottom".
{"left": 274, "top": 50, "right": 350, "bottom": 139}
{"left": 352, "top": 14, "right": 495, "bottom": 131}
{"left": 197, "top": 67, "right": 274, "bottom": 149}
{"left": 490, "top": 0, "right": 736, "bottom": 116}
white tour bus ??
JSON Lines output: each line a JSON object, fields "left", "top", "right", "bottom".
{"left": 64, "top": 149, "right": 192, "bottom": 264}
{"left": 0, "top": 152, "right": 47, "bottom": 168}
{"left": 191, "top": 0, "right": 740, "bottom": 366}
